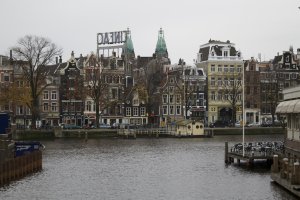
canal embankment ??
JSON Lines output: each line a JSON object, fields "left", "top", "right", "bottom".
{"left": 10, "top": 127, "right": 285, "bottom": 140}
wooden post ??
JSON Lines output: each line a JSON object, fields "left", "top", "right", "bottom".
{"left": 0, "top": 163, "right": 3, "bottom": 186}
{"left": 272, "top": 155, "right": 279, "bottom": 173}
{"left": 85, "top": 132, "right": 88, "bottom": 142}
{"left": 281, "top": 158, "right": 289, "bottom": 179}
{"left": 225, "top": 142, "right": 229, "bottom": 164}
{"left": 292, "top": 162, "right": 300, "bottom": 185}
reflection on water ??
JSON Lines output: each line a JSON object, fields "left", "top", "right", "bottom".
{"left": 0, "top": 135, "right": 297, "bottom": 200}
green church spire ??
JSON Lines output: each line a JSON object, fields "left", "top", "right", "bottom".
{"left": 124, "top": 28, "right": 134, "bottom": 54}
{"left": 155, "top": 28, "right": 168, "bottom": 57}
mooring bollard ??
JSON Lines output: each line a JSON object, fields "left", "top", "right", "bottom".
{"left": 225, "top": 142, "right": 229, "bottom": 164}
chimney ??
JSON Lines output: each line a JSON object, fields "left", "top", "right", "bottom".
{"left": 9, "top": 50, "right": 13, "bottom": 64}
{"left": 59, "top": 56, "right": 62, "bottom": 64}
{"left": 56, "top": 57, "right": 58, "bottom": 64}
{"left": 297, "top": 48, "right": 300, "bottom": 60}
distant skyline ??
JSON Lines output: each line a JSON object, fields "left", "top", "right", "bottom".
{"left": 1, "top": 0, "right": 300, "bottom": 64}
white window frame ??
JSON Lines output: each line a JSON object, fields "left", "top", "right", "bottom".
{"left": 43, "top": 103, "right": 49, "bottom": 112}
{"left": 51, "top": 102, "right": 57, "bottom": 112}
{"left": 43, "top": 91, "right": 49, "bottom": 100}
{"left": 51, "top": 91, "right": 57, "bottom": 100}
{"left": 126, "top": 107, "right": 131, "bottom": 116}
{"left": 133, "top": 107, "right": 138, "bottom": 116}
{"left": 140, "top": 107, "right": 145, "bottom": 116}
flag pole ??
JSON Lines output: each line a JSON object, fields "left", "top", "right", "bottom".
{"left": 242, "top": 61, "right": 245, "bottom": 157}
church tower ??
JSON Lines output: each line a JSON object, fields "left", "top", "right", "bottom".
{"left": 155, "top": 28, "right": 168, "bottom": 59}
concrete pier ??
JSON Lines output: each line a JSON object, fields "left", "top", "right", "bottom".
{"left": 271, "top": 156, "right": 300, "bottom": 198}
{"left": 225, "top": 142, "right": 283, "bottom": 167}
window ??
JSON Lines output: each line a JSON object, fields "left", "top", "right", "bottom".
{"left": 163, "top": 95, "right": 168, "bottom": 104}
{"left": 163, "top": 105, "right": 168, "bottom": 115}
{"left": 86, "top": 101, "right": 92, "bottom": 112}
{"left": 224, "top": 65, "right": 228, "bottom": 72}
{"left": 176, "top": 105, "right": 181, "bottom": 115}
{"left": 224, "top": 94, "right": 229, "bottom": 100}
{"left": 217, "top": 92, "right": 222, "bottom": 100}
{"left": 211, "top": 65, "right": 215, "bottom": 72}
{"left": 16, "top": 105, "right": 24, "bottom": 115}
{"left": 169, "top": 86, "right": 174, "bottom": 93}
{"left": 218, "top": 78, "right": 222, "bottom": 86}
{"left": 43, "top": 91, "right": 49, "bottom": 100}
{"left": 133, "top": 107, "right": 138, "bottom": 116}
{"left": 4, "top": 75, "right": 9, "bottom": 82}
{"left": 17, "top": 80, "right": 24, "bottom": 87}
{"left": 176, "top": 94, "right": 181, "bottom": 104}
{"left": 126, "top": 107, "right": 131, "bottom": 116}
{"left": 218, "top": 65, "right": 222, "bottom": 72}
{"left": 210, "top": 77, "right": 215, "bottom": 86}
{"left": 111, "top": 88, "right": 118, "bottom": 99}
{"left": 133, "top": 99, "right": 139, "bottom": 105}
{"left": 169, "top": 105, "right": 174, "bottom": 115}
{"left": 224, "top": 78, "right": 229, "bottom": 86}
{"left": 43, "top": 103, "right": 49, "bottom": 111}
{"left": 169, "top": 95, "right": 174, "bottom": 103}
{"left": 291, "top": 73, "right": 297, "bottom": 79}
{"left": 51, "top": 91, "right": 57, "bottom": 100}
{"left": 230, "top": 65, "right": 234, "bottom": 72}
{"left": 285, "top": 73, "right": 290, "bottom": 80}
{"left": 211, "top": 91, "right": 216, "bottom": 100}
{"left": 51, "top": 103, "right": 57, "bottom": 112}
{"left": 250, "top": 65, "right": 254, "bottom": 71}
{"left": 237, "top": 66, "right": 242, "bottom": 73}
{"left": 140, "top": 107, "right": 145, "bottom": 116}
{"left": 224, "top": 51, "right": 228, "bottom": 57}
{"left": 230, "top": 78, "right": 234, "bottom": 86}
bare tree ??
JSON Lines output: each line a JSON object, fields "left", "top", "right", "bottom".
{"left": 263, "top": 70, "right": 280, "bottom": 124}
{"left": 222, "top": 72, "right": 242, "bottom": 126}
{"left": 12, "top": 35, "right": 62, "bottom": 128}
{"left": 85, "top": 54, "right": 108, "bottom": 128}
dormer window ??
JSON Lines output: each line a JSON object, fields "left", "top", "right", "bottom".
{"left": 212, "top": 52, "right": 214, "bottom": 56}
{"left": 224, "top": 51, "right": 228, "bottom": 57}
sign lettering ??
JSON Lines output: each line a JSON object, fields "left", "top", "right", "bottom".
{"left": 97, "top": 31, "right": 126, "bottom": 45}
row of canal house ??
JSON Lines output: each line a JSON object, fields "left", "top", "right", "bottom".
{"left": 196, "top": 39, "right": 300, "bottom": 125}
{"left": 1, "top": 30, "right": 300, "bottom": 127}
{"left": 0, "top": 28, "right": 208, "bottom": 128}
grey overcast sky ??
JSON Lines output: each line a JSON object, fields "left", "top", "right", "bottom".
{"left": 1, "top": 0, "right": 300, "bottom": 64}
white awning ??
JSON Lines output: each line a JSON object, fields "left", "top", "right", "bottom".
{"left": 276, "top": 99, "right": 300, "bottom": 113}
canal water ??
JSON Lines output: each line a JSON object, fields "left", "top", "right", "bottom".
{"left": 0, "top": 134, "right": 298, "bottom": 200}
